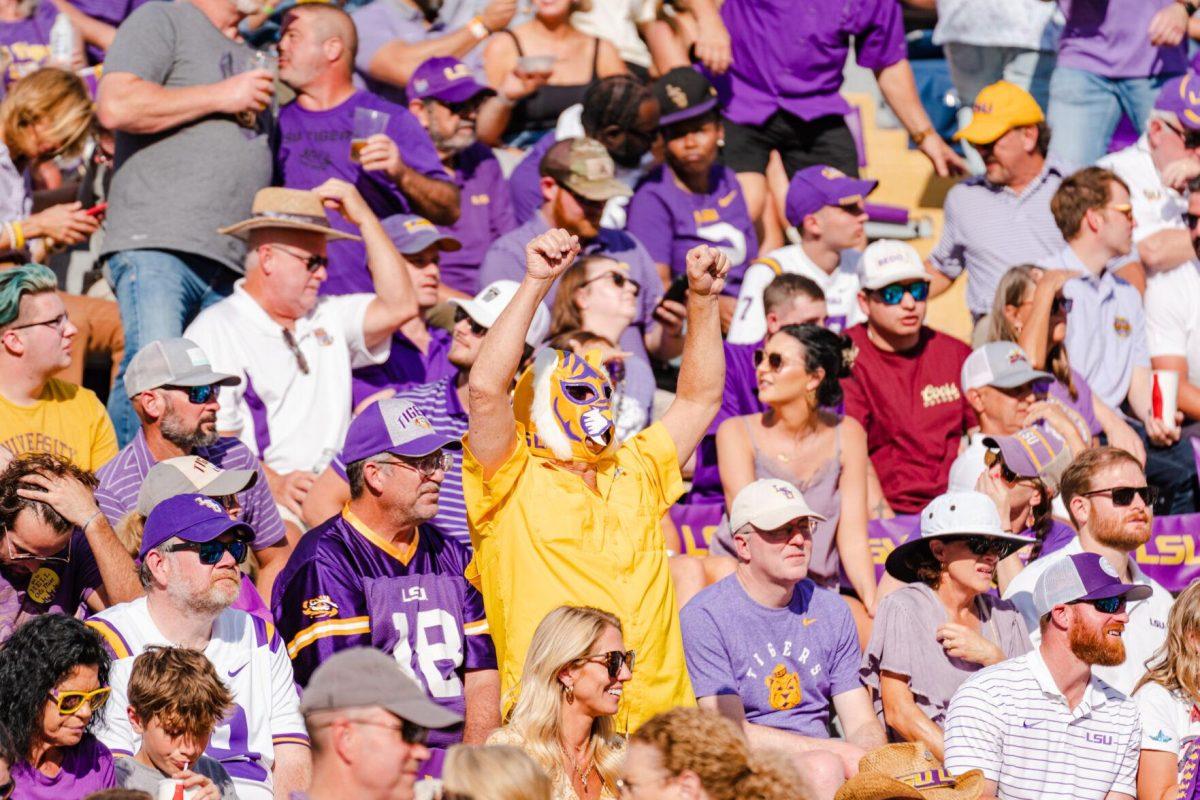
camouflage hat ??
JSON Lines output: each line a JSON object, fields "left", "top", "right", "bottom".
{"left": 539, "top": 137, "right": 632, "bottom": 203}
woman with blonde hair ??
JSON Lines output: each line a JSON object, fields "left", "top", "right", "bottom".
{"left": 441, "top": 744, "right": 553, "bottom": 800}
{"left": 1134, "top": 580, "right": 1200, "bottom": 800}
{"left": 488, "top": 605, "right": 632, "bottom": 800}
{"left": 622, "top": 706, "right": 801, "bottom": 800}
{"left": 0, "top": 66, "right": 99, "bottom": 259}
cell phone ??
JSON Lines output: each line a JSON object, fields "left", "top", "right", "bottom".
{"left": 662, "top": 273, "right": 688, "bottom": 305}
{"left": 84, "top": 202, "right": 107, "bottom": 217}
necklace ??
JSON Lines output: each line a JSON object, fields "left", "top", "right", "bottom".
{"left": 560, "top": 742, "right": 593, "bottom": 791}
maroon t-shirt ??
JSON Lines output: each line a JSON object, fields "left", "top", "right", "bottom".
{"left": 842, "top": 324, "right": 974, "bottom": 514}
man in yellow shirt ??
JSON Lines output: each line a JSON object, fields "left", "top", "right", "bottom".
{"left": 0, "top": 264, "right": 117, "bottom": 471}
{"left": 463, "top": 226, "right": 729, "bottom": 733}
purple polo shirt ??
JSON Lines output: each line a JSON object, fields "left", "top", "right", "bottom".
{"left": 478, "top": 212, "right": 664, "bottom": 414}
{"left": 439, "top": 142, "right": 518, "bottom": 295}
{"left": 1057, "top": 0, "right": 1186, "bottom": 79}
{"left": 0, "top": 0, "right": 56, "bottom": 86}
{"left": 509, "top": 132, "right": 559, "bottom": 224}
{"left": 95, "top": 429, "right": 287, "bottom": 550}
{"left": 689, "top": 340, "right": 765, "bottom": 502}
{"left": 709, "top": 0, "right": 906, "bottom": 125}
{"left": 274, "top": 90, "right": 450, "bottom": 297}
{"left": 627, "top": 163, "right": 756, "bottom": 296}
{"left": 0, "top": 528, "right": 100, "bottom": 642}
{"left": 351, "top": 325, "right": 456, "bottom": 409}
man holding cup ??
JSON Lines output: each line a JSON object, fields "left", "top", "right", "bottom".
{"left": 275, "top": 2, "right": 461, "bottom": 296}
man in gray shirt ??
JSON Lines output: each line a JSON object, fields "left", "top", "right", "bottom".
{"left": 97, "top": 0, "right": 276, "bottom": 447}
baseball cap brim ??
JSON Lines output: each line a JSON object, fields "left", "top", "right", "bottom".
{"left": 140, "top": 516, "right": 253, "bottom": 558}
{"left": 385, "top": 431, "right": 463, "bottom": 458}
{"left": 169, "top": 369, "right": 242, "bottom": 389}
{"left": 981, "top": 434, "right": 1045, "bottom": 479}
{"left": 449, "top": 297, "right": 494, "bottom": 328}
{"left": 198, "top": 467, "right": 258, "bottom": 497}
{"left": 382, "top": 694, "right": 463, "bottom": 729}
{"left": 424, "top": 81, "right": 495, "bottom": 104}
{"left": 564, "top": 175, "right": 633, "bottom": 202}
{"left": 396, "top": 228, "right": 463, "bottom": 254}
{"left": 884, "top": 529, "right": 1035, "bottom": 582}
{"left": 985, "top": 366, "right": 1053, "bottom": 390}
{"left": 1076, "top": 581, "right": 1154, "bottom": 604}
{"left": 659, "top": 96, "right": 719, "bottom": 128}
{"left": 732, "top": 504, "right": 827, "bottom": 534}
{"left": 860, "top": 265, "right": 930, "bottom": 291}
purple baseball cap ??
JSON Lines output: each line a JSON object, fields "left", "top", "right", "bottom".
{"left": 1154, "top": 73, "right": 1200, "bottom": 132}
{"left": 140, "top": 493, "right": 253, "bottom": 558}
{"left": 381, "top": 214, "right": 462, "bottom": 255}
{"left": 1032, "top": 552, "right": 1153, "bottom": 617}
{"left": 784, "top": 165, "right": 878, "bottom": 227}
{"left": 408, "top": 57, "right": 495, "bottom": 104}
{"left": 982, "top": 426, "right": 1071, "bottom": 493}
{"left": 341, "top": 398, "right": 462, "bottom": 466}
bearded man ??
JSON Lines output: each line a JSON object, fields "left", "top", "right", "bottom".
{"left": 1003, "top": 446, "right": 1173, "bottom": 695}
{"left": 463, "top": 229, "right": 729, "bottom": 733}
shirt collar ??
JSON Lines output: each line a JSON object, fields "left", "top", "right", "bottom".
{"left": 1026, "top": 646, "right": 1111, "bottom": 712}
{"left": 230, "top": 279, "right": 326, "bottom": 336}
{"left": 341, "top": 504, "right": 421, "bottom": 565}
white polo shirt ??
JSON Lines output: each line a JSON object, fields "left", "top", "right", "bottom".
{"left": 1002, "top": 536, "right": 1171, "bottom": 696}
{"left": 944, "top": 647, "right": 1141, "bottom": 800}
{"left": 1098, "top": 136, "right": 1200, "bottom": 386}
{"left": 185, "top": 281, "right": 389, "bottom": 474}
{"left": 1135, "top": 680, "right": 1200, "bottom": 768}
{"left": 726, "top": 244, "right": 864, "bottom": 344}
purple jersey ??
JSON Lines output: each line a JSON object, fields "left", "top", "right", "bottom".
{"left": 0, "top": 0, "right": 56, "bottom": 87}
{"left": 271, "top": 510, "right": 494, "bottom": 746}
{"left": 0, "top": 528, "right": 101, "bottom": 642}
{"left": 351, "top": 326, "right": 455, "bottom": 410}
{"left": 274, "top": 91, "right": 451, "bottom": 296}
{"left": 438, "top": 142, "right": 517, "bottom": 295}
{"left": 11, "top": 734, "right": 114, "bottom": 800}
{"left": 627, "top": 163, "right": 756, "bottom": 296}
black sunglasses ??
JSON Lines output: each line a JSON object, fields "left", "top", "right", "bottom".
{"left": 1073, "top": 595, "right": 1127, "bottom": 614}
{"left": 1081, "top": 485, "right": 1159, "bottom": 507}
{"left": 753, "top": 349, "right": 792, "bottom": 372}
{"left": 164, "top": 383, "right": 219, "bottom": 404}
{"left": 270, "top": 243, "right": 327, "bottom": 272}
{"left": 1051, "top": 295, "right": 1073, "bottom": 315}
{"left": 439, "top": 96, "right": 485, "bottom": 118}
{"left": 166, "top": 538, "right": 250, "bottom": 565}
{"left": 453, "top": 306, "right": 488, "bottom": 337}
{"left": 580, "top": 270, "right": 641, "bottom": 298}
{"left": 948, "top": 535, "right": 1014, "bottom": 558}
{"left": 580, "top": 649, "right": 636, "bottom": 679}
{"left": 871, "top": 281, "right": 930, "bottom": 305}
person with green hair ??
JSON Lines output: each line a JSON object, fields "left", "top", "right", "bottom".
{"left": 0, "top": 263, "right": 117, "bottom": 470}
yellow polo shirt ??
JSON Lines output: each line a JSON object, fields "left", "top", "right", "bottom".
{"left": 463, "top": 421, "right": 694, "bottom": 733}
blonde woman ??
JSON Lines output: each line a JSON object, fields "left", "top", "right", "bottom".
{"left": 441, "top": 744, "right": 553, "bottom": 800}
{"left": 488, "top": 606, "right": 631, "bottom": 800}
{"left": 0, "top": 66, "right": 99, "bottom": 259}
{"left": 623, "top": 707, "right": 801, "bottom": 800}
{"left": 1134, "top": 581, "right": 1200, "bottom": 800}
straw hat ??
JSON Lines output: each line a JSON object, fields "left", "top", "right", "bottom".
{"left": 218, "top": 187, "right": 361, "bottom": 241}
{"left": 834, "top": 744, "right": 984, "bottom": 800}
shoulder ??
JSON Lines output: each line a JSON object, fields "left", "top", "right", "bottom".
{"left": 681, "top": 575, "right": 736, "bottom": 619}
{"left": 87, "top": 599, "right": 147, "bottom": 660}
{"left": 425, "top": 527, "right": 474, "bottom": 573}
{"left": 944, "top": 176, "right": 991, "bottom": 205}
{"left": 122, "top": 1, "right": 177, "bottom": 28}
{"left": 631, "top": 164, "right": 669, "bottom": 194}
{"left": 809, "top": 583, "right": 854, "bottom": 620}
{"left": 957, "top": 654, "right": 1035, "bottom": 695}
{"left": 877, "top": 582, "right": 935, "bottom": 615}
{"left": 926, "top": 328, "right": 973, "bottom": 358}
{"left": 187, "top": 295, "right": 242, "bottom": 330}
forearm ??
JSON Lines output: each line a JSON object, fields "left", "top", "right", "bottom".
{"left": 1127, "top": 368, "right": 1154, "bottom": 423}
{"left": 875, "top": 60, "right": 936, "bottom": 137}
{"left": 395, "top": 171, "right": 460, "bottom": 226}
{"left": 84, "top": 516, "right": 142, "bottom": 603}
{"left": 1018, "top": 292, "right": 1057, "bottom": 369}
{"left": 462, "top": 669, "right": 501, "bottom": 744}
{"left": 675, "top": 292, "right": 723, "bottom": 407}
{"left": 845, "top": 718, "right": 887, "bottom": 752}
{"left": 368, "top": 29, "right": 483, "bottom": 88}
{"left": 470, "top": 276, "right": 552, "bottom": 398}
{"left": 837, "top": 523, "right": 876, "bottom": 610}
{"left": 743, "top": 720, "right": 859, "bottom": 760}
{"left": 1138, "top": 229, "right": 1193, "bottom": 273}
{"left": 363, "top": 215, "right": 420, "bottom": 337}
{"left": 271, "top": 744, "right": 312, "bottom": 799}
{"left": 49, "top": 0, "right": 116, "bottom": 49}
{"left": 883, "top": 698, "right": 945, "bottom": 761}
{"left": 475, "top": 97, "right": 515, "bottom": 147}
{"left": 98, "top": 78, "right": 228, "bottom": 134}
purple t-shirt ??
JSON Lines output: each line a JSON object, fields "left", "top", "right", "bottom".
{"left": 689, "top": 341, "right": 764, "bottom": 502}
{"left": 1044, "top": 369, "right": 1102, "bottom": 437}
{"left": 351, "top": 325, "right": 455, "bottom": 409}
{"left": 709, "top": 0, "right": 905, "bottom": 125}
{"left": 627, "top": 163, "right": 756, "bottom": 296}
{"left": 0, "top": 0, "right": 56, "bottom": 86}
{"left": 1057, "top": 0, "right": 1187, "bottom": 79}
{"left": 70, "top": 0, "right": 152, "bottom": 63}
{"left": 274, "top": 91, "right": 450, "bottom": 296}
{"left": 1033, "top": 519, "right": 1078, "bottom": 559}
{"left": 439, "top": 143, "right": 518, "bottom": 295}
{"left": 680, "top": 575, "right": 862, "bottom": 737}
{"left": 0, "top": 529, "right": 101, "bottom": 642}
{"left": 12, "top": 734, "right": 115, "bottom": 800}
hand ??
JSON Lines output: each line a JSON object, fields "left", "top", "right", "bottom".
{"left": 480, "top": 0, "right": 517, "bottom": 33}
{"left": 1161, "top": 155, "right": 1200, "bottom": 191}
{"left": 218, "top": 68, "right": 274, "bottom": 116}
{"left": 358, "top": 134, "right": 407, "bottom": 183}
{"left": 693, "top": 14, "right": 732, "bottom": 75}
{"left": 917, "top": 133, "right": 968, "bottom": 178}
{"left": 172, "top": 770, "right": 220, "bottom": 800}
{"left": 1144, "top": 412, "right": 1184, "bottom": 447}
{"left": 269, "top": 470, "right": 315, "bottom": 517}
{"left": 312, "top": 178, "right": 372, "bottom": 228}
{"left": 15, "top": 471, "right": 101, "bottom": 530}
{"left": 498, "top": 66, "right": 551, "bottom": 102}
{"left": 1023, "top": 401, "right": 1071, "bottom": 434}
{"left": 652, "top": 298, "right": 686, "bottom": 337}
{"left": 524, "top": 227, "right": 580, "bottom": 282}
{"left": 1149, "top": 2, "right": 1189, "bottom": 46}
{"left": 684, "top": 245, "right": 730, "bottom": 297}
{"left": 973, "top": 463, "right": 1012, "bottom": 525}
{"left": 937, "top": 622, "right": 1005, "bottom": 666}
{"left": 1034, "top": 268, "right": 1080, "bottom": 296}
{"left": 28, "top": 202, "right": 100, "bottom": 246}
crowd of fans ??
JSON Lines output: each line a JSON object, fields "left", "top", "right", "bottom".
{"left": 0, "top": 0, "right": 1199, "bottom": 799}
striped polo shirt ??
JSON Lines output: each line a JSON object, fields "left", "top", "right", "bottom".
{"left": 944, "top": 647, "right": 1140, "bottom": 800}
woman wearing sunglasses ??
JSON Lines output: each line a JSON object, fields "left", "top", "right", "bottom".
{"left": 714, "top": 323, "right": 877, "bottom": 623}
{"left": 861, "top": 491, "right": 1032, "bottom": 763}
{"left": 984, "top": 265, "right": 1145, "bottom": 463}
{"left": 0, "top": 613, "right": 116, "bottom": 798}
{"left": 488, "top": 605, "right": 631, "bottom": 800}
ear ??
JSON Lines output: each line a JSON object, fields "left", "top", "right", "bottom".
{"left": 732, "top": 529, "right": 753, "bottom": 563}
{"left": 676, "top": 770, "right": 704, "bottom": 800}
{"left": 127, "top": 705, "right": 144, "bottom": 734}
{"left": 324, "top": 36, "right": 345, "bottom": 65}
{"left": 763, "top": 311, "right": 780, "bottom": 335}
{"left": 0, "top": 328, "right": 25, "bottom": 357}
{"left": 1069, "top": 493, "right": 1090, "bottom": 529}
{"left": 143, "top": 548, "right": 171, "bottom": 588}
{"left": 557, "top": 664, "right": 576, "bottom": 690}
{"left": 1021, "top": 124, "right": 1039, "bottom": 154}
{"left": 408, "top": 98, "right": 429, "bottom": 127}
{"left": 362, "top": 461, "right": 388, "bottom": 495}
{"left": 856, "top": 290, "right": 870, "bottom": 317}
{"left": 540, "top": 176, "right": 559, "bottom": 205}
{"left": 966, "top": 387, "right": 985, "bottom": 415}
{"left": 138, "top": 390, "right": 166, "bottom": 423}
{"left": 800, "top": 212, "right": 820, "bottom": 239}
{"left": 928, "top": 539, "right": 947, "bottom": 564}
{"left": 257, "top": 244, "right": 276, "bottom": 276}
{"left": 1049, "top": 603, "right": 1073, "bottom": 631}
{"left": 806, "top": 366, "right": 824, "bottom": 395}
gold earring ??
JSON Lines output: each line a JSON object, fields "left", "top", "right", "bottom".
{"left": 563, "top": 683, "right": 574, "bottom": 702}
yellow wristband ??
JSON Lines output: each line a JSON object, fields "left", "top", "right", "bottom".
{"left": 12, "top": 220, "right": 25, "bottom": 250}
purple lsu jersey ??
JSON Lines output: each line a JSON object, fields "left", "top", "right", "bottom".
{"left": 271, "top": 509, "right": 495, "bottom": 747}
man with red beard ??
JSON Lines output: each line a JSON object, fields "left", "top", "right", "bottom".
{"left": 1003, "top": 446, "right": 1174, "bottom": 696}
{"left": 944, "top": 551, "right": 1147, "bottom": 800}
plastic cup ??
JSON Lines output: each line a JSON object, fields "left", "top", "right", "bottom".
{"left": 517, "top": 55, "right": 555, "bottom": 76}
{"left": 351, "top": 107, "right": 390, "bottom": 163}
{"left": 1152, "top": 369, "right": 1180, "bottom": 432}
{"left": 156, "top": 779, "right": 198, "bottom": 800}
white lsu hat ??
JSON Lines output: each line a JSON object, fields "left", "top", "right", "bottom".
{"left": 729, "top": 478, "right": 826, "bottom": 533}
{"left": 859, "top": 239, "right": 929, "bottom": 291}
{"left": 450, "top": 280, "right": 550, "bottom": 348}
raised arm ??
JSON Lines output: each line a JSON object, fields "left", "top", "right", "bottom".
{"left": 97, "top": 70, "right": 274, "bottom": 135}
{"left": 660, "top": 245, "right": 730, "bottom": 464}
{"left": 467, "top": 229, "right": 581, "bottom": 474}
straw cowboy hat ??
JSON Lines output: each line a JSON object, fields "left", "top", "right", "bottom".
{"left": 218, "top": 187, "right": 362, "bottom": 241}
{"left": 834, "top": 744, "right": 984, "bottom": 800}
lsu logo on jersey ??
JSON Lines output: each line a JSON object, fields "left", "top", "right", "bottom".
{"left": 302, "top": 595, "right": 339, "bottom": 619}
{"left": 1113, "top": 316, "right": 1132, "bottom": 338}
{"left": 765, "top": 664, "right": 801, "bottom": 710}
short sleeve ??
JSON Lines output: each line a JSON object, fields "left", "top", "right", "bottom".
{"left": 826, "top": 594, "right": 865, "bottom": 697}
{"left": 726, "top": 260, "right": 776, "bottom": 345}
{"left": 861, "top": 589, "right": 928, "bottom": 692}
{"left": 680, "top": 600, "right": 737, "bottom": 698}
{"left": 1145, "top": 277, "right": 1190, "bottom": 358}
{"left": 927, "top": 191, "right": 965, "bottom": 279}
{"left": 942, "top": 678, "right": 1004, "bottom": 780}
{"left": 623, "top": 422, "right": 684, "bottom": 513}
{"left": 841, "top": 365, "right": 871, "bottom": 432}
{"left": 324, "top": 293, "right": 390, "bottom": 368}
{"left": 102, "top": 3, "right": 179, "bottom": 84}
{"left": 846, "top": 0, "right": 905, "bottom": 71}
{"left": 245, "top": 461, "right": 287, "bottom": 548}
{"left": 267, "top": 624, "right": 310, "bottom": 748}
{"left": 1115, "top": 711, "right": 1143, "bottom": 796}
{"left": 626, "top": 187, "right": 675, "bottom": 268}
{"left": 1136, "top": 682, "right": 1185, "bottom": 755}
{"left": 462, "top": 580, "right": 497, "bottom": 671}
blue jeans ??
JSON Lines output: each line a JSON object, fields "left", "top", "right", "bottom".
{"left": 106, "top": 250, "right": 236, "bottom": 446}
{"left": 1047, "top": 68, "right": 1170, "bottom": 169}
{"left": 1126, "top": 420, "right": 1199, "bottom": 515}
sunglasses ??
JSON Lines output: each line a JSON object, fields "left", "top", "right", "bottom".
{"left": 1051, "top": 295, "right": 1073, "bottom": 315}
{"left": 871, "top": 281, "right": 930, "bottom": 305}
{"left": 949, "top": 535, "right": 1015, "bottom": 558}
{"left": 49, "top": 686, "right": 110, "bottom": 715}
{"left": 579, "top": 649, "right": 636, "bottom": 679}
{"left": 453, "top": 306, "right": 489, "bottom": 337}
{"left": 166, "top": 537, "right": 251, "bottom": 565}
{"left": 350, "top": 718, "right": 430, "bottom": 745}
{"left": 1163, "top": 119, "right": 1200, "bottom": 149}
{"left": 580, "top": 270, "right": 641, "bottom": 298}
{"left": 753, "top": 349, "right": 796, "bottom": 372}
{"left": 164, "top": 383, "right": 219, "bottom": 404}
{"left": 380, "top": 450, "right": 454, "bottom": 478}
{"left": 1104, "top": 203, "right": 1133, "bottom": 221}
{"left": 282, "top": 328, "right": 310, "bottom": 375}
{"left": 439, "top": 96, "right": 485, "bottom": 118}
{"left": 1081, "top": 485, "right": 1159, "bottom": 507}
{"left": 1074, "top": 595, "right": 1127, "bottom": 614}
{"left": 269, "top": 243, "right": 328, "bottom": 272}
{"left": 1189, "top": 211, "right": 1200, "bottom": 229}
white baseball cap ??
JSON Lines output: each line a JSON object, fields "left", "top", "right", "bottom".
{"left": 450, "top": 280, "right": 550, "bottom": 348}
{"left": 729, "top": 478, "right": 826, "bottom": 533}
{"left": 859, "top": 239, "right": 929, "bottom": 291}
{"left": 961, "top": 342, "right": 1052, "bottom": 392}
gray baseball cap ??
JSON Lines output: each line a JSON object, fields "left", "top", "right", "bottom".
{"left": 300, "top": 648, "right": 463, "bottom": 729}
{"left": 960, "top": 342, "right": 1052, "bottom": 392}
{"left": 125, "top": 338, "right": 240, "bottom": 397}
{"left": 136, "top": 455, "right": 258, "bottom": 516}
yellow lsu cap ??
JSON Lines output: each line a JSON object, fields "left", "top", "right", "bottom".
{"left": 954, "top": 81, "right": 1045, "bottom": 145}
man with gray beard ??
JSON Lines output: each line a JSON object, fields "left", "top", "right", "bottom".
{"left": 1004, "top": 446, "right": 1174, "bottom": 695}
{"left": 88, "top": 494, "right": 311, "bottom": 800}
{"left": 95, "top": 338, "right": 295, "bottom": 598}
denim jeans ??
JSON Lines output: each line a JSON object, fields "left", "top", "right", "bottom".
{"left": 1127, "top": 420, "right": 1199, "bottom": 515}
{"left": 1047, "top": 68, "right": 1170, "bottom": 170}
{"left": 106, "top": 249, "right": 236, "bottom": 446}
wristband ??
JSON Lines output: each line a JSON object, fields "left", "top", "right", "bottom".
{"left": 910, "top": 127, "right": 934, "bottom": 146}
{"left": 1179, "top": 0, "right": 1198, "bottom": 15}
{"left": 467, "top": 16, "right": 490, "bottom": 40}
{"left": 11, "top": 220, "right": 24, "bottom": 251}
{"left": 81, "top": 510, "right": 102, "bottom": 532}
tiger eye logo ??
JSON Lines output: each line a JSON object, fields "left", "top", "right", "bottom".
{"left": 765, "top": 664, "right": 801, "bottom": 710}
{"left": 665, "top": 84, "right": 688, "bottom": 110}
